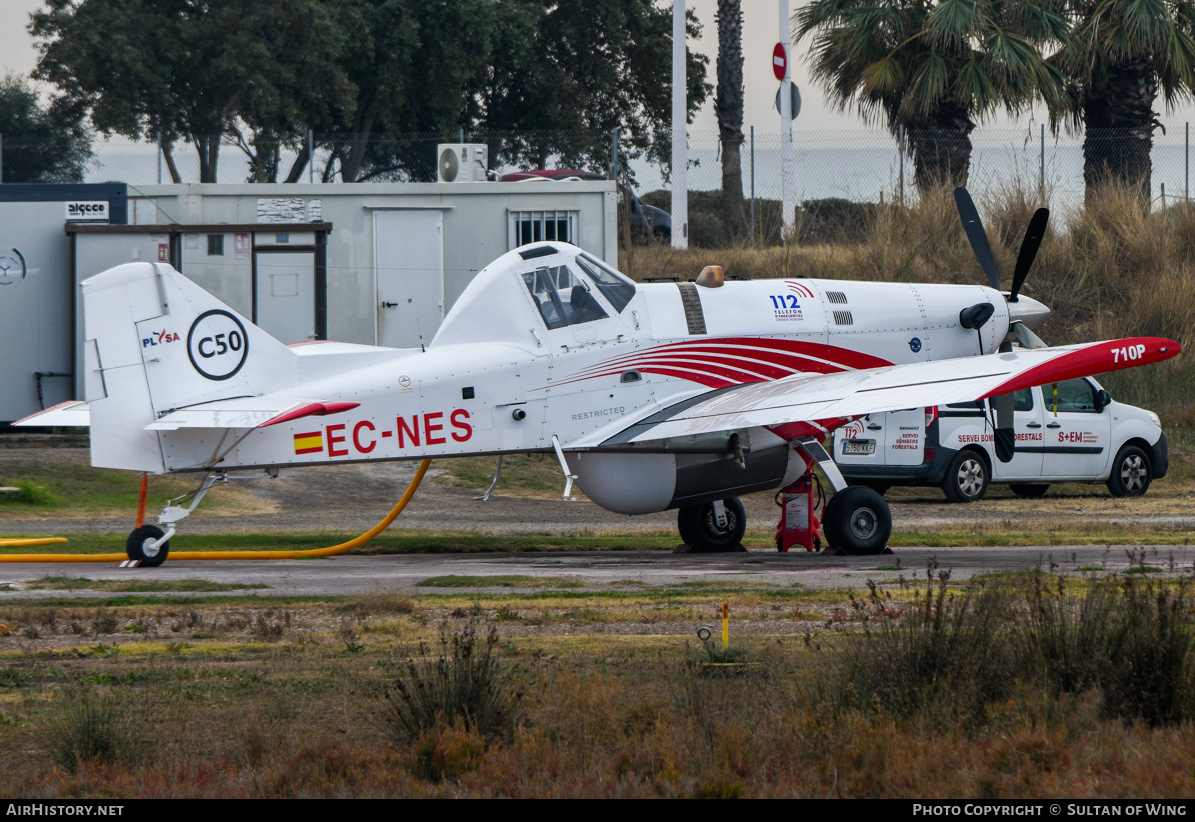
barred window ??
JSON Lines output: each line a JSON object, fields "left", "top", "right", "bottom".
{"left": 509, "top": 210, "right": 577, "bottom": 249}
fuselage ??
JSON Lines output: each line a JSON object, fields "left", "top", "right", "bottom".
{"left": 157, "top": 244, "right": 1012, "bottom": 473}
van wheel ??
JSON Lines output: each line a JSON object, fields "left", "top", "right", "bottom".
{"left": 1009, "top": 484, "right": 1049, "bottom": 499}
{"left": 822, "top": 486, "right": 891, "bottom": 555}
{"left": 941, "top": 450, "right": 989, "bottom": 503}
{"left": 1107, "top": 445, "right": 1152, "bottom": 497}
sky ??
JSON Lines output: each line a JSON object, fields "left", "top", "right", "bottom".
{"left": 2, "top": 0, "right": 1194, "bottom": 139}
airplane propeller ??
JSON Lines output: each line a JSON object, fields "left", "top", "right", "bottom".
{"left": 953, "top": 187, "right": 1053, "bottom": 463}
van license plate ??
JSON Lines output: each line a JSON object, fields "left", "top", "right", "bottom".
{"left": 842, "top": 440, "right": 876, "bottom": 455}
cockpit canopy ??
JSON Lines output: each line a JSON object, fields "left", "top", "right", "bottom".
{"left": 431, "top": 242, "right": 637, "bottom": 349}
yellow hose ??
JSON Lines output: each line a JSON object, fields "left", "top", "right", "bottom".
{"left": 0, "top": 459, "right": 430, "bottom": 564}
{"left": 0, "top": 538, "right": 69, "bottom": 548}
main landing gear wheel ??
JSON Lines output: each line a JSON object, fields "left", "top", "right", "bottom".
{"left": 678, "top": 497, "right": 746, "bottom": 552}
{"left": 942, "top": 450, "right": 989, "bottom": 503}
{"left": 822, "top": 486, "right": 892, "bottom": 555}
{"left": 1107, "top": 445, "right": 1152, "bottom": 498}
{"left": 126, "top": 525, "right": 169, "bottom": 567}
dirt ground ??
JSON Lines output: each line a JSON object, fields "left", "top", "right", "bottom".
{"left": 3, "top": 441, "right": 1195, "bottom": 539}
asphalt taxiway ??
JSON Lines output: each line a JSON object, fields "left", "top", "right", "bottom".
{"left": 1, "top": 544, "right": 1190, "bottom": 599}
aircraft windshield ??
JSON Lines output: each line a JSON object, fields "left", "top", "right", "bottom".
{"left": 522, "top": 264, "right": 609, "bottom": 329}
{"left": 576, "top": 253, "right": 636, "bottom": 313}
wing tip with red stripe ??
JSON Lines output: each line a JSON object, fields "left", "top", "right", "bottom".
{"left": 982, "top": 337, "right": 1180, "bottom": 399}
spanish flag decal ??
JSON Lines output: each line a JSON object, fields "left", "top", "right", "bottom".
{"left": 293, "top": 431, "right": 324, "bottom": 455}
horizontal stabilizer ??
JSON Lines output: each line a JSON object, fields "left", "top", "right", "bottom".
{"left": 145, "top": 397, "right": 358, "bottom": 431}
{"left": 13, "top": 401, "right": 90, "bottom": 428}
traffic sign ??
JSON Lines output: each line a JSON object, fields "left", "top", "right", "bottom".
{"left": 774, "top": 83, "right": 802, "bottom": 120}
{"left": 772, "top": 43, "right": 787, "bottom": 81}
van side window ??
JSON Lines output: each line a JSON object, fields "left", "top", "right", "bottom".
{"left": 1014, "top": 388, "right": 1034, "bottom": 412}
{"left": 1047, "top": 378, "right": 1099, "bottom": 413}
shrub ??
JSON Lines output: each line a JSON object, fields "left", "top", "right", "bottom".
{"left": 830, "top": 569, "right": 1017, "bottom": 723}
{"left": 1022, "top": 574, "right": 1195, "bottom": 726}
{"left": 45, "top": 690, "right": 139, "bottom": 771}
{"left": 379, "top": 619, "right": 520, "bottom": 743}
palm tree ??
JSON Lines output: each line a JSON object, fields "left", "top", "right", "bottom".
{"left": 716, "top": 0, "right": 747, "bottom": 235}
{"left": 1052, "top": 0, "right": 1195, "bottom": 199}
{"left": 796, "top": 0, "right": 1070, "bottom": 193}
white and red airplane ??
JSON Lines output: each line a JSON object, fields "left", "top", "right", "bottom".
{"left": 17, "top": 190, "right": 1180, "bottom": 564}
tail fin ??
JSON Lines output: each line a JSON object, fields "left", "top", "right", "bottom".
{"left": 83, "top": 262, "right": 297, "bottom": 472}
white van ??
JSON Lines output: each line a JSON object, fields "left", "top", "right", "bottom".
{"left": 832, "top": 377, "right": 1168, "bottom": 502}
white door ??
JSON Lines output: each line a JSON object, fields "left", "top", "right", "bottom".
{"left": 990, "top": 387, "right": 1045, "bottom": 480}
{"left": 374, "top": 211, "right": 444, "bottom": 348}
{"left": 255, "top": 251, "right": 315, "bottom": 343}
{"left": 1040, "top": 378, "right": 1113, "bottom": 478}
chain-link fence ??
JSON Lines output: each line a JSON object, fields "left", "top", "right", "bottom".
{"left": 2, "top": 122, "right": 1192, "bottom": 220}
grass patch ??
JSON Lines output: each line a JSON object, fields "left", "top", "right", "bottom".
{"left": 45, "top": 690, "right": 140, "bottom": 771}
{"left": 415, "top": 575, "right": 583, "bottom": 589}
{"left": 0, "top": 480, "right": 58, "bottom": 506}
{"left": 0, "top": 573, "right": 1192, "bottom": 797}
{"left": 0, "top": 459, "right": 265, "bottom": 517}
{"left": 24, "top": 576, "right": 268, "bottom": 593}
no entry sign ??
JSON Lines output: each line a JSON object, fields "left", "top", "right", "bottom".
{"left": 772, "top": 43, "right": 787, "bottom": 81}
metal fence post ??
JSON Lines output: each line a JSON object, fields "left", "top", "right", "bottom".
{"left": 750, "top": 125, "right": 755, "bottom": 244}
{"left": 157, "top": 131, "right": 162, "bottom": 184}
{"left": 0, "top": 133, "right": 4, "bottom": 184}
{"left": 898, "top": 125, "right": 904, "bottom": 207}
{"left": 308, "top": 130, "right": 315, "bottom": 184}
{"left": 1186, "top": 122, "right": 1189, "bottom": 203}
{"left": 609, "top": 128, "right": 619, "bottom": 179}
{"left": 1040, "top": 124, "right": 1045, "bottom": 198}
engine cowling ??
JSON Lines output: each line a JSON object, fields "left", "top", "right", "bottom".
{"left": 570, "top": 440, "right": 806, "bottom": 515}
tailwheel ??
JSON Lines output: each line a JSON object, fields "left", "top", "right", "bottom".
{"left": 822, "top": 486, "right": 891, "bottom": 556}
{"left": 126, "top": 524, "right": 170, "bottom": 567}
{"left": 677, "top": 497, "right": 747, "bottom": 552}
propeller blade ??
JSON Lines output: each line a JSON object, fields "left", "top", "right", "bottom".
{"left": 1009, "top": 208, "right": 1049, "bottom": 302}
{"left": 954, "top": 187, "right": 1001, "bottom": 292}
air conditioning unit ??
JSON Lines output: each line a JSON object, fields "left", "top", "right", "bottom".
{"left": 436, "top": 143, "right": 488, "bottom": 183}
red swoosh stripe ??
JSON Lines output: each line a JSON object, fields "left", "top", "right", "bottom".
{"left": 547, "top": 337, "right": 893, "bottom": 391}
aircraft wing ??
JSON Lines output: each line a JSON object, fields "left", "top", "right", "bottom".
{"left": 13, "top": 401, "right": 90, "bottom": 427}
{"left": 597, "top": 337, "right": 1180, "bottom": 446}
{"left": 144, "top": 398, "right": 360, "bottom": 431}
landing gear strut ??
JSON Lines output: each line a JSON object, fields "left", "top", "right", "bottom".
{"left": 124, "top": 472, "right": 230, "bottom": 566}
{"left": 775, "top": 435, "right": 893, "bottom": 556}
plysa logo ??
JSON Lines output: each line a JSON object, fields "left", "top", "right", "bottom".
{"left": 65, "top": 201, "right": 109, "bottom": 223}
{"left": 187, "top": 309, "right": 249, "bottom": 380}
{"left": 0, "top": 248, "right": 37, "bottom": 291}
